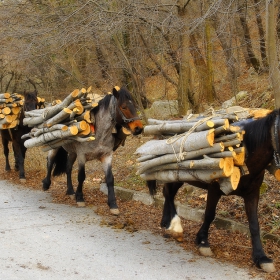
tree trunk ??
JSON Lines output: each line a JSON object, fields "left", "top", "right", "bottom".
{"left": 177, "top": 1, "right": 195, "bottom": 115}
{"left": 238, "top": 1, "right": 261, "bottom": 73}
{"left": 266, "top": 0, "right": 280, "bottom": 108}
{"left": 211, "top": 13, "right": 239, "bottom": 100}
{"left": 253, "top": 0, "right": 268, "bottom": 70}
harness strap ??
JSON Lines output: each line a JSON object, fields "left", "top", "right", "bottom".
{"left": 273, "top": 113, "right": 280, "bottom": 167}
{"left": 117, "top": 106, "right": 140, "bottom": 123}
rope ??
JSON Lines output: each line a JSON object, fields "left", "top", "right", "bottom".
{"left": 166, "top": 109, "right": 216, "bottom": 162}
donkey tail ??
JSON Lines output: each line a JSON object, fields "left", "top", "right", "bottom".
{"left": 52, "top": 147, "right": 68, "bottom": 176}
{"left": 146, "top": 180, "right": 157, "bottom": 196}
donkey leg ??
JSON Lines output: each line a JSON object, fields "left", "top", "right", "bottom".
{"left": 12, "top": 143, "right": 19, "bottom": 171}
{"left": 75, "top": 160, "right": 86, "bottom": 207}
{"left": 2, "top": 138, "right": 11, "bottom": 171}
{"left": 42, "top": 149, "right": 59, "bottom": 191}
{"left": 162, "top": 182, "right": 184, "bottom": 241}
{"left": 242, "top": 178, "right": 276, "bottom": 272}
{"left": 66, "top": 152, "right": 77, "bottom": 199}
{"left": 12, "top": 142, "right": 25, "bottom": 181}
{"left": 101, "top": 155, "right": 119, "bottom": 215}
{"left": 196, "top": 182, "right": 222, "bottom": 257}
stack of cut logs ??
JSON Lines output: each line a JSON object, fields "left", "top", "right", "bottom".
{"left": 135, "top": 110, "right": 249, "bottom": 195}
{"left": 22, "top": 87, "right": 100, "bottom": 152}
{"left": 0, "top": 92, "right": 24, "bottom": 129}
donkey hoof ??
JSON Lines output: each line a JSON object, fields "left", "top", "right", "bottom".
{"left": 260, "top": 262, "right": 276, "bottom": 273}
{"left": 165, "top": 229, "right": 184, "bottom": 242}
{"left": 199, "top": 246, "right": 213, "bottom": 257}
{"left": 68, "top": 194, "right": 75, "bottom": 200}
{"left": 110, "top": 208, "right": 120, "bottom": 216}
{"left": 77, "top": 201, "right": 86, "bottom": 207}
{"left": 20, "top": 178, "right": 26, "bottom": 183}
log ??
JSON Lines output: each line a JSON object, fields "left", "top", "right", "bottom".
{"left": 41, "top": 136, "right": 95, "bottom": 152}
{"left": 24, "top": 89, "right": 82, "bottom": 124}
{"left": 33, "top": 124, "right": 68, "bottom": 137}
{"left": 77, "top": 124, "right": 91, "bottom": 136}
{"left": 2, "top": 107, "right": 11, "bottom": 115}
{"left": 135, "top": 129, "right": 215, "bottom": 156}
{"left": 144, "top": 118, "right": 229, "bottom": 135}
{"left": 219, "top": 167, "right": 241, "bottom": 194}
{"left": 0, "top": 93, "right": 11, "bottom": 99}
{"left": 41, "top": 139, "right": 74, "bottom": 151}
{"left": 24, "top": 128, "right": 80, "bottom": 148}
{"left": 24, "top": 107, "right": 45, "bottom": 117}
{"left": 214, "top": 132, "right": 243, "bottom": 143}
{"left": 222, "top": 139, "right": 242, "bottom": 148}
{"left": 45, "top": 108, "right": 72, "bottom": 127}
{"left": 144, "top": 157, "right": 234, "bottom": 177}
{"left": 233, "top": 148, "right": 245, "bottom": 166}
{"left": 208, "top": 151, "right": 236, "bottom": 158}
{"left": 23, "top": 115, "right": 45, "bottom": 126}
{"left": 2, "top": 120, "right": 19, "bottom": 129}
{"left": 0, "top": 115, "right": 13, "bottom": 124}
{"left": 136, "top": 142, "right": 224, "bottom": 175}
{"left": 266, "top": 161, "right": 280, "bottom": 181}
{"left": 136, "top": 154, "right": 157, "bottom": 162}
{"left": 140, "top": 168, "right": 233, "bottom": 183}
{"left": 11, "top": 107, "right": 21, "bottom": 115}
{"left": 69, "top": 120, "right": 89, "bottom": 134}
{"left": 75, "top": 110, "right": 92, "bottom": 123}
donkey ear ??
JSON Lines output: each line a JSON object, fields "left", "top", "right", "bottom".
{"left": 112, "top": 86, "right": 120, "bottom": 99}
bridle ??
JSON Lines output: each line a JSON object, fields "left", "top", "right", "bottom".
{"left": 116, "top": 106, "right": 140, "bottom": 123}
{"left": 111, "top": 96, "right": 140, "bottom": 125}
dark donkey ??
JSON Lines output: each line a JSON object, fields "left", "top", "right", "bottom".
{"left": 147, "top": 109, "right": 280, "bottom": 273}
{"left": 1, "top": 90, "right": 38, "bottom": 181}
{"left": 42, "top": 87, "right": 143, "bottom": 215}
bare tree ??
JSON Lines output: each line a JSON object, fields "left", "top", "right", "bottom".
{"left": 266, "top": 0, "right": 280, "bottom": 108}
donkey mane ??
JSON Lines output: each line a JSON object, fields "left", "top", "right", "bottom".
{"left": 243, "top": 108, "right": 279, "bottom": 154}
{"left": 93, "top": 87, "right": 135, "bottom": 114}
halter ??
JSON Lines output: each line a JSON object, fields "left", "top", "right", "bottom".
{"left": 116, "top": 106, "right": 140, "bottom": 123}
{"left": 111, "top": 96, "right": 140, "bottom": 124}
{"left": 273, "top": 113, "right": 280, "bottom": 167}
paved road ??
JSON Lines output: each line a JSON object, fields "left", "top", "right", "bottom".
{"left": 0, "top": 180, "right": 263, "bottom": 280}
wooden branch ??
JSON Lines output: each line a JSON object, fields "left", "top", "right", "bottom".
{"left": 136, "top": 129, "right": 215, "bottom": 156}
{"left": 41, "top": 136, "right": 95, "bottom": 152}
{"left": 140, "top": 168, "right": 233, "bottom": 183}
{"left": 219, "top": 167, "right": 240, "bottom": 194}
{"left": 266, "top": 161, "right": 280, "bottom": 181}
{"left": 145, "top": 157, "right": 233, "bottom": 177}
{"left": 45, "top": 108, "right": 72, "bottom": 127}
{"left": 215, "top": 132, "right": 243, "bottom": 143}
{"left": 24, "top": 128, "right": 80, "bottom": 148}
{"left": 136, "top": 142, "right": 224, "bottom": 175}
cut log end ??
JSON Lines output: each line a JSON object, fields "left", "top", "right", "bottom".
{"left": 219, "top": 166, "right": 240, "bottom": 195}
{"left": 223, "top": 157, "right": 234, "bottom": 177}
{"left": 71, "top": 89, "right": 80, "bottom": 98}
{"left": 233, "top": 150, "right": 245, "bottom": 166}
{"left": 207, "top": 129, "right": 215, "bottom": 146}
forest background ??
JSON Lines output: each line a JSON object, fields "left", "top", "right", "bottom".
{"left": 1, "top": 0, "right": 280, "bottom": 119}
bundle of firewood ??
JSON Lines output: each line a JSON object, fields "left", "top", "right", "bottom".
{"left": 0, "top": 92, "right": 24, "bottom": 129}
{"left": 135, "top": 108, "right": 251, "bottom": 195}
{"left": 22, "top": 87, "right": 100, "bottom": 151}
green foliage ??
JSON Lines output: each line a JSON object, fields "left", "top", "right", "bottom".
{"left": 260, "top": 182, "right": 268, "bottom": 195}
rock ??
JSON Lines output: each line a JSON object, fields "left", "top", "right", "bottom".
{"left": 145, "top": 100, "right": 178, "bottom": 119}
{"left": 222, "top": 91, "right": 248, "bottom": 109}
